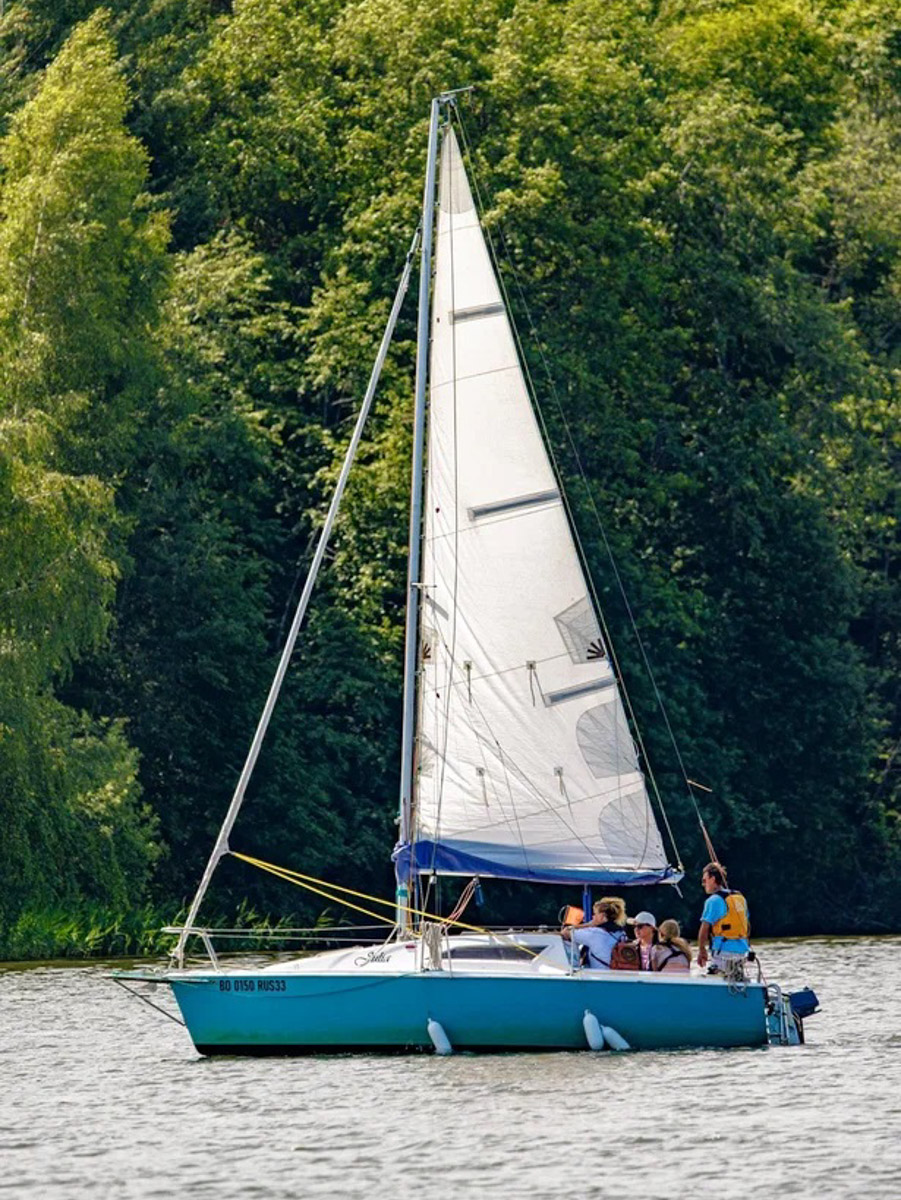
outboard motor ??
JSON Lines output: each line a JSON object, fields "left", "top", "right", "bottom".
{"left": 789, "top": 987, "right": 820, "bottom": 1020}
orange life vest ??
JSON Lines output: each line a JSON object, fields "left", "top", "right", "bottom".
{"left": 711, "top": 890, "right": 750, "bottom": 941}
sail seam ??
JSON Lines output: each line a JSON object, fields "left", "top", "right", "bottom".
{"left": 431, "top": 364, "right": 519, "bottom": 387}
{"left": 414, "top": 776, "right": 647, "bottom": 831}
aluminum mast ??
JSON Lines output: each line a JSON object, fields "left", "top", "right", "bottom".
{"left": 395, "top": 93, "right": 460, "bottom": 928}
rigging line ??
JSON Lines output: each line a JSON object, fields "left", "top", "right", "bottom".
{"left": 232, "top": 852, "right": 539, "bottom": 953}
{"left": 445, "top": 876, "right": 479, "bottom": 925}
{"left": 235, "top": 858, "right": 398, "bottom": 927}
{"left": 195, "top": 924, "right": 389, "bottom": 933}
{"left": 174, "top": 227, "right": 422, "bottom": 965}
{"left": 454, "top": 108, "right": 684, "bottom": 871}
{"left": 194, "top": 934, "right": 388, "bottom": 944}
{"left": 112, "top": 978, "right": 186, "bottom": 1027}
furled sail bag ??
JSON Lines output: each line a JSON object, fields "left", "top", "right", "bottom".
{"left": 610, "top": 941, "right": 641, "bottom": 971}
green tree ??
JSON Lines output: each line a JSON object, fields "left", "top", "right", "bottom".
{"left": 0, "top": 11, "right": 161, "bottom": 936}
{"left": 3, "top": 0, "right": 900, "bottom": 939}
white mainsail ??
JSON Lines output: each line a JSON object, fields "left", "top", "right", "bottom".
{"left": 401, "top": 128, "right": 674, "bottom": 884}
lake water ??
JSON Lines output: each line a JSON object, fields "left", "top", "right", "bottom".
{"left": 3, "top": 936, "right": 900, "bottom": 1198}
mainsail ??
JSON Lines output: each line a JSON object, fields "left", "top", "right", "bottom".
{"left": 394, "top": 128, "right": 677, "bottom": 886}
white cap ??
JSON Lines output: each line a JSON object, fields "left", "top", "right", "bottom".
{"left": 629, "top": 911, "right": 657, "bottom": 927}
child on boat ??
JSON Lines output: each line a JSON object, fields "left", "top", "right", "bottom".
{"left": 654, "top": 919, "right": 692, "bottom": 972}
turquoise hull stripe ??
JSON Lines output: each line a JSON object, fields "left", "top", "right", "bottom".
{"left": 167, "top": 973, "right": 768, "bottom": 1053}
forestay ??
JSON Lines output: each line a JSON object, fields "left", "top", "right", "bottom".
{"left": 393, "top": 128, "right": 677, "bottom": 886}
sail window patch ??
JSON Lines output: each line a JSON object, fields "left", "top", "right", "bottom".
{"left": 469, "top": 489, "right": 560, "bottom": 521}
{"left": 554, "top": 597, "right": 605, "bottom": 665}
{"left": 543, "top": 678, "right": 615, "bottom": 707}
{"left": 576, "top": 704, "right": 638, "bottom": 777}
{"left": 598, "top": 791, "right": 652, "bottom": 862}
{"left": 450, "top": 302, "right": 505, "bottom": 325}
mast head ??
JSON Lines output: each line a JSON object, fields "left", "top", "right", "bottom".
{"left": 435, "top": 86, "right": 474, "bottom": 111}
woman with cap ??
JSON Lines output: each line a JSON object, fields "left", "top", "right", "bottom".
{"left": 629, "top": 911, "right": 658, "bottom": 971}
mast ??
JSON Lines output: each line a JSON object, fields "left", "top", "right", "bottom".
{"left": 396, "top": 95, "right": 443, "bottom": 928}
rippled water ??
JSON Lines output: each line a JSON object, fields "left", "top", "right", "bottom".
{"left": 3, "top": 937, "right": 900, "bottom": 1198}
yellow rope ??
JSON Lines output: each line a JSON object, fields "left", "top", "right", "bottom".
{"left": 230, "top": 851, "right": 538, "bottom": 953}
{"left": 233, "top": 856, "right": 395, "bottom": 928}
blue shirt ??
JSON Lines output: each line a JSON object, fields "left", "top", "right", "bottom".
{"left": 701, "top": 893, "right": 750, "bottom": 955}
{"left": 572, "top": 925, "right": 624, "bottom": 969}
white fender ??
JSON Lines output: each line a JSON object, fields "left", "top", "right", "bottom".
{"left": 582, "top": 1010, "right": 605, "bottom": 1051}
{"left": 601, "top": 1024, "right": 631, "bottom": 1051}
{"left": 427, "top": 1018, "right": 453, "bottom": 1055}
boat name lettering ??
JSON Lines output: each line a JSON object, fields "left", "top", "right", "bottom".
{"left": 217, "top": 979, "right": 287, "bottom": 993}
{"left": 354, "top": 948, "right": 393, "bottom": 966}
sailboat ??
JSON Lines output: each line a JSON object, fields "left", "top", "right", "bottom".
{"left": 116, "top": 93, "right": 816, "bottom": 1053}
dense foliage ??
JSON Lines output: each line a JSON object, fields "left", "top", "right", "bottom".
{"left": 1, "top": 0, "right": 899, "bottom": 954}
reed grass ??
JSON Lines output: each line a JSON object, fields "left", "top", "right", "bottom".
{"left": 0, "top": 901, "right": 337, "bottom": 962}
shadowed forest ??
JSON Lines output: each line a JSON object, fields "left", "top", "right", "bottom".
{"left": 1, "top": 0, "right": 899, "bottom": 957}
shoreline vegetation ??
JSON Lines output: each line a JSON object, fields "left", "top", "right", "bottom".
{"left": 2, "top": 911, "right": 898, "bottom": 965}
{"left": 2, "top": 1, "right": 900, "bottom": 944}
{"left": 0, "top": 903, "right": 332, "bottom": 962}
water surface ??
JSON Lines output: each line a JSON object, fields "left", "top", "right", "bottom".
{"left": 2, "top": 937, "right": 899, "bottom": 1198}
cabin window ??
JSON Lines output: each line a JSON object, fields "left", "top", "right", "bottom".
{"left": 441, "top": 944, "right": 548, "bottom": 961}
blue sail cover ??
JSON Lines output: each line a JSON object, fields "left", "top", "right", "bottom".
{"left": 393, "top": 840, "right": 682, "bottom": 887}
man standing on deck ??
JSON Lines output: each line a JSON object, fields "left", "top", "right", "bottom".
{"left": 697, "top": 862, "right": 750, "bottom": 972}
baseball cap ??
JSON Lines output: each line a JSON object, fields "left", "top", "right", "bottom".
{"left": 629, "top": 910, "right": 657, "bottom": 927}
